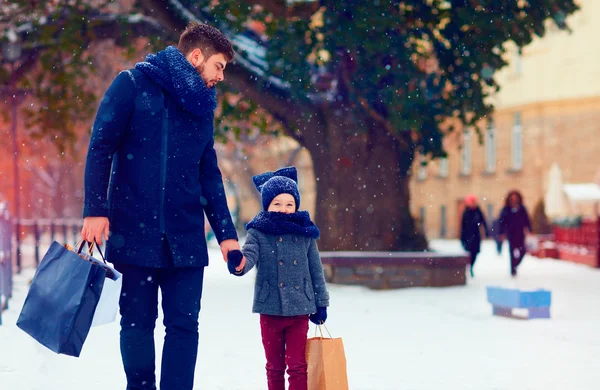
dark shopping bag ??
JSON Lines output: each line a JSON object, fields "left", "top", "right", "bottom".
{"left": 17, "top": 241, "right": 108, "bottom": 357}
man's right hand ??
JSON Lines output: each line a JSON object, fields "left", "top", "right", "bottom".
{"left": 81, "top": 217, "right": 110, "bottom": 245}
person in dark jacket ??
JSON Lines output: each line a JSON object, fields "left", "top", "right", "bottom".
{"left": 80, "top": 22, "right": 245, "bottom": 390}
{"left": 460, "top": 194, "right": 489, "bottom": 278}
{"left": 498, "top": 190, "right": 532, "bottom": 277}
{"left": 227, "top": 167, "right": 330, "bottom": 390}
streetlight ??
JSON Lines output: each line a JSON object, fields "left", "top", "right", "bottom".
{"left": 1, "top": 38, "right": 28, "bottom": 273}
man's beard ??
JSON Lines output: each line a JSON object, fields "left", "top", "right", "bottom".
{"left": 196, "top": 61, "right": 216, "bottom": 88}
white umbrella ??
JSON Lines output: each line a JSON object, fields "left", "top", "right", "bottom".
{"left": 544, "top": 163, "right": 569, "bottom": 219}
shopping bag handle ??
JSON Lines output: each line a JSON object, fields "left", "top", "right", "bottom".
{"left": 73, "top": 240, "right": 107, "bottom": 264}
{"left": 86, "top": 241, "right": 107, "bottom": 264}
{"left": 76, "top": 240, "right": 87, "bottom": 254}
{"left": 85, "top": 241, "right": 117, "bottom": 279}
{"left": 313, "top": 323, "right": 333, "bottom": 339}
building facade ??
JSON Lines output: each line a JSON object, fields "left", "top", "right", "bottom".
{"left": 410, "top": 0, "right": 600, "bottom": 239}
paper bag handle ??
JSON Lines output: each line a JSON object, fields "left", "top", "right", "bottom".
{"left": 313, "top": 323, "right": 333, "bottom": 339}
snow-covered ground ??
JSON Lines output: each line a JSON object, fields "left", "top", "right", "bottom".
{"left": 1, "top": 239, "right": 600, "bottom": 390}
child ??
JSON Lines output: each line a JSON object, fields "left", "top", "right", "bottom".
{"left": 227, "top": 166, "right": 329, "bottom": 390}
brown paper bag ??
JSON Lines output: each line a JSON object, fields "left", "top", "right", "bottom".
{"left": 306, "top": 330, "right": 349, "bottom": 390}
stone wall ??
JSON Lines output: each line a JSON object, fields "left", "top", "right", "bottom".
{"left": 320, "top": 251, "right": 470, "bottom": 290}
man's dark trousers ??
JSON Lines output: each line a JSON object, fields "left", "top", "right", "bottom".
{"left": 114, "top": 238, "right": 205, "bottom": 390}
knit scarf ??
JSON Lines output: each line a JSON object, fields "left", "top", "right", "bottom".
{"left": 246, "top": 211, "right": 320, "bottom": 239}
{"left": 135, "top": 45, "right": 217, "bottom": 117}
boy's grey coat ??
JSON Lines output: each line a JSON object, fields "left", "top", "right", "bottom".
{"left": 240, "top": 228, "right": 329, "bottom": 316}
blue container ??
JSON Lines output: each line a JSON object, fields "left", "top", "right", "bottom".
{"left": 486, "top": 286, "right": 551, "bottom": 309}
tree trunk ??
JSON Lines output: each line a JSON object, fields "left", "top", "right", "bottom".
{"left": 134, "top": 2, "right": 428, "bottom": 251}
{"left": 303, "top": 106, "right": 428, "bottom": 251}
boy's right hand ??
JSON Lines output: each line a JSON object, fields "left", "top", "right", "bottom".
{"left": 81, "top": 217, "right": 110, "bottom": 245}
{"left": 227, "top": 250, "right": 244, "bottom": 275}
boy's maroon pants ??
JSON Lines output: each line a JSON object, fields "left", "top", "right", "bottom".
{"left": 260, "top": 314, "right": 309, "bottom": 390}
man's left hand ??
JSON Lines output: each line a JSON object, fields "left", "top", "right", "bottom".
{"left": 220, "top": 239, "right": 246, "bottom": 271}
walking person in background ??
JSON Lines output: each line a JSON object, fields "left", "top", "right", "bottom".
{"left": 460, "top": 194, "right": 489, "bottom": 278}
{"left": 499, "top": 190, "right": 532, "bottom": 277}
{"left": 226, "top": 166, "right": 330, "bottom": 390}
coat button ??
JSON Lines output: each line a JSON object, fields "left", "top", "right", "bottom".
{"left": 279, "top": 282, "right": 284, "bottom": 288}
{"left": 293, "top": 237, "right": 298, "bottom": 243}
{"left": 279, "top": 260, "right": 284, "bottom": 266}
{"left": 293, "top": 260, "right": 298, "bottom": 265}
{"left": 295, "top": 285, "right": 300, "bottom": 289}
{"left": 278, "top": 237, "right": 283, "bottom": 242}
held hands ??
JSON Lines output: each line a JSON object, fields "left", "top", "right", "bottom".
{"left": 226, "top": 249, "right": 245, "bottom": 275}
{"left": 81, "top": 217, "right": 110, "bottom": 245}
{"left": 220, "top": 239, "right": 243, "bottom": 262}
{"left": 309, "top": 307, "right": 328, "bottom": 325}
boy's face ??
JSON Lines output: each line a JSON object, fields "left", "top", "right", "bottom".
{"left": 268, "top": 193, "right": 296, "bottom": 214}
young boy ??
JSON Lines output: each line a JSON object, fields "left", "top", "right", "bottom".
{"left": 227, "top": 166, "right": 329, "bottom": 390}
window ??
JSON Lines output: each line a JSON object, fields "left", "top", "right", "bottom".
{"left": 485, "top": 120, "right": 496, "bottom": 173}
{"left": 417, "top": 156, "right": 427, "bottom": 181}
{"left": 461, "top": 130, "right": 472, "bottom": 175}
{"left": 438, "top": 158, "right": 449, "bottom": 178}
{"left": 440, "top": 205, "right": 447, "bottom": 238}
{"left": 511, "top": 112, "right": 523, "bottom": 170}
{"left": 419, "top": 206, "right": 426, "bottom": 234}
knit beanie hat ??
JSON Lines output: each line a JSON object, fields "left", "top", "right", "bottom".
{"left": 252, "top": 166, "right": 300, "bottom": 211}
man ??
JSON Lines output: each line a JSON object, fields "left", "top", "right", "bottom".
{"left": 81, "top": 22, "right": 245, "bottom": 390}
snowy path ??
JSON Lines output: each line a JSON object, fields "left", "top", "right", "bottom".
{"left": 1, "top": 239, "right": 600, "bottom": 389}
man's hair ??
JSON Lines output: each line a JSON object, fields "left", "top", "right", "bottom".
{"left": 178, "top": 21, "right": 235, "bottom": 62}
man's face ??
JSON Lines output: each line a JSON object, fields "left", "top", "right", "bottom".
{"left": 186, "top": 48, "right": 227, "bottom": 88}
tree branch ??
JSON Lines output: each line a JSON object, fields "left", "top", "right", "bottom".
{"left": 5, "top": 12, "right": 168, "bottom": 84}
{"left": 9, "top": 49, "right": 41, "bottom": 84}
{"left": 8, "top": 1, "right": 318, "bottom": 149}
{"left": 137, "top": 0, "right": 315, "bottom": 140}
{"left": 137, "top": 0, "right": 199, "bottom": 33}
{"left": 286, "top": 145, "right": 304, "bottom": 166}
{"left": 91, "top": 13, "right": 171, "bottom": 42}
{"left": 357, "top": 96, "right": 410, "bottom": 148}
{"left": 338, "top": 55, "right": 410, "bottom": 151}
